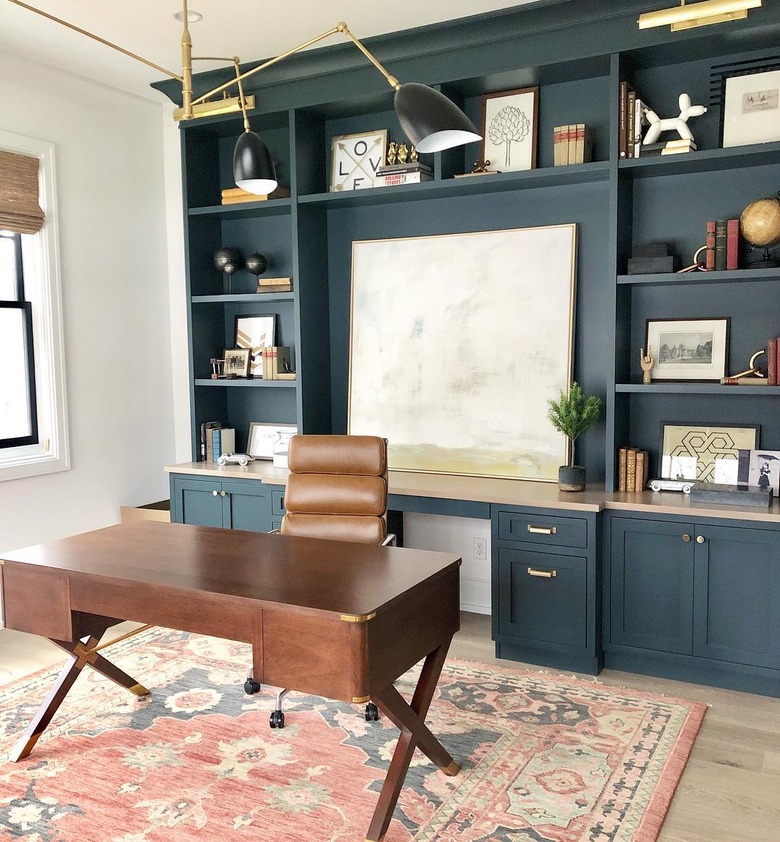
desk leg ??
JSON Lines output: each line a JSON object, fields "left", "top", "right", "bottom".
{"left": 10, "top": 615, "right": 149, "bottom": 762}
{"left": 366, "top": 640, "right": 460, "bottom": 842}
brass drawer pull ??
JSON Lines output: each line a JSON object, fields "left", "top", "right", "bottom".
{"left": 696, "top": 535, "right": 705, "bottom": 544}
{"left": 527, "top": 525, "right": 557, "bottom": 535}
{"left": 527, "top": 567, "right": 557, "bottom": 578}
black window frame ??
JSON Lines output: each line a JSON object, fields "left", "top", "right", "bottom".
{"left": 0, "top": 231, "right": 39, "bottom": 449}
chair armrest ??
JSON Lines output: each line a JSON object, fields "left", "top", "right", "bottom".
{"left": 382, "top": 534, "right": 397, "bottom": 547}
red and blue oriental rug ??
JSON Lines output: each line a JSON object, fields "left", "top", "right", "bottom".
{"left": 0, "top": 627, "right": 705, "bottom": 841}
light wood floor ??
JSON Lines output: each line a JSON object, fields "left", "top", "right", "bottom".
{"left": 1, "top": 613, "right": 777, "bottom": 841}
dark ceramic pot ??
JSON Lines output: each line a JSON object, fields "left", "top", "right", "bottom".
{"left": 558, "top": 465, "right": 586, "bottom": 492}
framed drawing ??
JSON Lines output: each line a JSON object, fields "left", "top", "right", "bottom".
{"left": 247, "top": 422, "right": 298, "bottom": 460}
{"left": 660, "top": 423, "right": 758, "bottom": 483}
{"left": 330, "top": 130, "right": 388, "bottom": 192}
{"left": 646, "top": 317, "right": 729, "bottom": 381}
{"left": 234, "top": 315, "right": 275, "bottom": 377}
{"left": 721, "top": 68, "right": 780, "bottom": 148}
{"left": 348, "top": 224, "right": 577, "bottom": 481}
{"left": 481, "top": 86, "right": 538, "bottom": 172}
{"left": 223, "top": 347, "right": 250, "bottom": 378}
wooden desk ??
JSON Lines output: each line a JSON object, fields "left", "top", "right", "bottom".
{"left": 0, "top": 521, "right": 462, "bottom": 842}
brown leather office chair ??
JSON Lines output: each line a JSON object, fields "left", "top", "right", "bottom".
{"left": 244, "top": 434, "right": 393, "bottom": 728}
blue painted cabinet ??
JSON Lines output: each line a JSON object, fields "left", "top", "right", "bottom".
{"left": 605, "top": 514, "right": 780, "bottom": 696}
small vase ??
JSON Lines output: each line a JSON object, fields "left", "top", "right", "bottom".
{"left": 558, "top": 465, "right": 586, "bottom": 492}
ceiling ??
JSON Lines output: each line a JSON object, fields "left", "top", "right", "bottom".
{"left": 0, "top": 1, "right": 542, "bottom": 106}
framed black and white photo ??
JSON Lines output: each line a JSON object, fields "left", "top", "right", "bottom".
{"left": 223, "top": 347, "right": 250, "bottom": 378}
{"left": 660, "top": 423, "right": 758, "bottom": 483}
{"left": 736, "top": 448, "right": 780, "bottom": 494}
{"left": 234, "top": 315, "right": 275, "bottom": 377}
{"left": 721, "top": 68, "right": 780, "bottom": 148}
{"left": 646, "top": 317, "right": 729, "bottom": 382}
{"left": 247, "top": 422, "right": 298, "bottom": 460}
{"left": 480, "top": 87, "right": 538, "bottom": 173}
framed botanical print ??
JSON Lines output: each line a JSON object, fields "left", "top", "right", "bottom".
{"left": 330, "top": 130, "right": 388, "bottom": 191}
{"left": 480, "top": 86, "right": 538, "bottom": 173}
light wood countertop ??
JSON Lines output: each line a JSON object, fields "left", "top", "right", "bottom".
{"left": 166, "top": 462, "right": 780, "bottom": 523}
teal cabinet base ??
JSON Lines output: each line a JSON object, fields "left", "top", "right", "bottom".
{"left": 496, "top": 639, "right": 603, "bottom": 676}
{"left": 604, "top": 648, "right": 780, "bottom": 699}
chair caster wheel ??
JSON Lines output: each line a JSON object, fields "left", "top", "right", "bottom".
{"left": 270, "top": 710, "right": 285, "bottom": 729}
{"left": 244, "top": 678, "right": 262, "bottom": 695}
{"left": 365, "top": 702, "right": 379, "bottom": 722}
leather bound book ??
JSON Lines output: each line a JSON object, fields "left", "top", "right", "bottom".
{"left": 726, "top": 218, "right": 739, "bottom": 270}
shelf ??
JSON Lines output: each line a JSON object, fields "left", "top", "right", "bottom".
{"left": 188, "top": 198, "right": 292, "bottom": 219}
{"left": 192, "top": 293, "right": 294, "bottom": 303}
{"left": 616, "top": 383, "right": 780, "bottom": 395}
{"left": 299, "top": 162, "right": 610, "bottom": 209}
{"left": 617, "top": 267, "right": 780, "bottom": 286}
{"left": 619, "top": 142, "right": 780, "bottom": 178}
{"left": 194, "top": 379, "right": 297, "bottom": 388}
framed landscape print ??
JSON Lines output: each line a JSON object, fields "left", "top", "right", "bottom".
{"left": 481, "top": 86, "right": 538, "bottom": 172}
{"left": 660, "top": 423, "right": 758, "bottom": 483}
{"left": 646, "top": 318, "right": 729, "bottom": 381}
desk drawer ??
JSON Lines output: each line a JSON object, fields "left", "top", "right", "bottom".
{"left": 497, "top": 510, "right": 587, "bottom": 548}
{"left": 271, "top": 489, "right": 286, "bottom": 517}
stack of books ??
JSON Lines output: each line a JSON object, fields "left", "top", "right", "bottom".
{"left": 705, "top": 219, "right": 739, "bottom": 270}
{"left": 639, "top": 138, "right": 697, "bottom": 157}
{"left": 617, "top": 446, "right": 650, "bottom": 492}
{"left": 262, "top": 346, "right": 294, "bottom": 380}
{"left": 618, "top": 82, "right": 652, "bottom": 158}
{"left": 257, "top": 276, "right": 293, "bottom": 294}
{"left": 220, "top": 185, "right": 291, "bottom": 205}
{"left": 552, "top": 124, "right": 593, "bottom": 165}
{"left": 375, "top": 162, "right": 432, "bottom": 187}
{"left": 199, "top": 422, "right": 236, "bottom": 462}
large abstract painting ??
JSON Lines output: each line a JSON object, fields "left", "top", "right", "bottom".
{"left": 348, "top": 225, "right": 577, "bottom": 480}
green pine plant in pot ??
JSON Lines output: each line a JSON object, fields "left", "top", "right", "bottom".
{"left": 547, "top": 382, "right": 601, "bottom": 492}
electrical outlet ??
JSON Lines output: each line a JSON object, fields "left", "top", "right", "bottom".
{"left": 473, "top": 537, "right": 487, "bottom": 561}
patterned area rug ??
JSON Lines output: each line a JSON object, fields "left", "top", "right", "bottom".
{"left": 0, "top": 627, "right": 705, "bottom": 841}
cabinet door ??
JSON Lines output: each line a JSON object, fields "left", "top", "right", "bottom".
{"left": 694, "top": 524, "right": 780, "bottom": 669}
{"left": 223, "top": 481, "right": 271, "bottom": 533}
{"left": 609, "top": 518, "right": 694, "bottom": 654}
{"left": 497, "top": 547, "right": 587, "bottom": 648}
{"left": 172, "top": 477, "right": 225, "bottom": 527}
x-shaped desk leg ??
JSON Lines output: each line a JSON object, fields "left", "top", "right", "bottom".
{"left": 10, "top": 614, "right": 149, "bottom": 762}
{"left": 366, "top": 640, "right": 460, "bottom": 842}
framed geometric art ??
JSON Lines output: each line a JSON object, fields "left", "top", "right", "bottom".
{"left": 234, "top": 315, "right": 275, "bottom": 377}
{"left": 660, "top": 422, "right": 759, "bottom": 483}
{"left": 348, "top": 224, "right": 577, "bottom": 481}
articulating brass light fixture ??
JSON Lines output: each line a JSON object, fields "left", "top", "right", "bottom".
{"left": 638, "top": 0, "right": 762, "bottom": 31}
{"left": 9, "top": 0, "right": 482, "bottom": 195}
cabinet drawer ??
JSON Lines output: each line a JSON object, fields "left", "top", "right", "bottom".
{"left": 271, "top": 489, "right": 286, "bottom": 517}
{"left": 496, "top": 547, "right": 587, "bottom": 647}
{"left": 497, "top": 510, "right": 587, "bottom": 548}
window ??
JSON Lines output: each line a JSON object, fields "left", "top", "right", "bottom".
{"left": 0, "top": 131, "right": 69, "bottom": 481}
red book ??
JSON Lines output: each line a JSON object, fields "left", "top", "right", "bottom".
{"left": 705, "top": 220, "right": 716, "bottom": 271}
{"left": 726, "top": 218, "right": 739, "bottom": 270}
{"left": 768, "top": 338, "right": 778, "bottom": 385}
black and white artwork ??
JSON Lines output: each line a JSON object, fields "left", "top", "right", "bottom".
{"left": 481, "top": 87, "right": 538, "bottom": 173}
{"left": 646, "top": 318, "right": 729, "bottom": 381}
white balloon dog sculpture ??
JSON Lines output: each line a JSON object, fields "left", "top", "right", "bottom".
{"left": 643, "top": 93, "right": 707, "bottom": 145}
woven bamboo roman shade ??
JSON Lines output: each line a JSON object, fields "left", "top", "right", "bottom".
{"left": 0, "top": 150, "right": 45, "bottom": 234}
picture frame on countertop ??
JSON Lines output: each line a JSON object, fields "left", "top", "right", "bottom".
{"left": 646, "top": 317, "right": 729, "bottom": 382}
{"left": 247, "top": 422, "right": 298, "bottom": 460}
{"left": 480, "top": 86, "right": 538, "bottom": 173}
{"left": 736, "top": 448, "right": 780, "bottom": 494}
{"left": 329, "top": 129, "right": 388, "bottom": 192}
{"left": 720, "top": 67, "right": 780, "bottom": 148}
{"left": 222, "top": 347, "right": 250, "bottom": 378}
{"left": 234, "top": 314, "right": 275, "bottom": 377}
{"left": 660, "top": 422, "right": 759, "bottom": 484}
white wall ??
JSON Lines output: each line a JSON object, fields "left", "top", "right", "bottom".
{"left": 0, "top": 53, "right": 175, "bottom": 552}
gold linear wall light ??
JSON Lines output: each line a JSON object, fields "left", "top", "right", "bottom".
{"left": 638, "top": 0, "right": 762, "bottom": 31}
{"left": 9, "top": 0, "right": 481, "bottom": 195}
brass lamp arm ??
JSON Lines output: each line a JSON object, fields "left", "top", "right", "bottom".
{"left": 8, "top": 0, "right": 182, "bottom": 82}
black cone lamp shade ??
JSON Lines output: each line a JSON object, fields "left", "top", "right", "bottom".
{"left": 394, "top": 82, "right": 481, "bottom": 153}
{"left": 233, "top": 131, "right": 278, "bottom": 195}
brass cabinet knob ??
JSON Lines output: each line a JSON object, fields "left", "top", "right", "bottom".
{"left": 220, "top": 490, "right": 227, "bottom": 497}
{"left": 212, "top": 490, "right": 219, "bottom": 496}
{"left": 682, "top": 533, "right": 691, "bottom": 542}
{"left": 696, "top": 535, "right": 705, "bottom": 544}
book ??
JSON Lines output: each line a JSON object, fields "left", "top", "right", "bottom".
{"left": 726, "top": 218, "right": 739, "bottom": 270}
{"left": 568, "top": 123, "right": 578, "bottom": 164}
{"left": 376, "top": 162, "right": 432, "bottom": 176}
{"left": 377, "top": 172, "right": 432, "bottom": 187}
{"left": 632, "top": 98, "right": 649, "bottom": 157}
{"left": 715, "top": 219, "right": 727, "bottom": 271}
{"left": 619, "top": 81, "right": 629, "bottom": 159}
{"left": 212, "top": 427, "right": 236, "bottom": 461}
{"left": 262, "top": 346, "right": 292, "bottom": 380}
{"left": 638, "top": 140, "right": 697, "bottom": 157}
{"left": 553, "top": 126, "right": 565, "bottom": 166}
{"left": 738, "top": 377, "right": 769, "bottom": 385}
{"left": 257, "top": 283, "right": 293, "bottom": 293}
{"left": 205, "top": 423, "right": 223, "bottom": 462}
{"left": 626, "top": 448, "right": 638, "bottom": 491}
{"left": 200, "top": 420, "right": 221, "bottom": 461}
{"left": 627, "top": 90, "right": 636, "bottom": 158}
{"left": 634, "top": 450, "right": 648, "bottom": 492}
{"left": 618, "top": 447, "right": 628, "bottom": 492}
{"left": 258, "top": 277, "right": 292, "bottom": 286}
{"left": 768, "top": 338, "right": 777, "bottom": 385}
{"left": 705, "top": 220, "right": 716, "bottom": 271}
{"left": 221, "top": 185, "right": 290, "bottom": 199}
{"left": 573, "top": 124, "right": 592, "bottom": 164}
{"left": 660, "top": 144, "right": 697, "bottom": 155}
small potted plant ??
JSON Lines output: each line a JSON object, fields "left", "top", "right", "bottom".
{"left": 547, "top": 382, "right": 601, "bottom": 492}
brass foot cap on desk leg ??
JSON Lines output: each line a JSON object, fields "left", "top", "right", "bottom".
{"left": 9, "top": 733, "right": 39, "bottom": 762}
{"left": 130, "top": 683, "right": 150, "bottom": 697}
{"left": 443, "top": 760, "right": 461, "bottom": 776}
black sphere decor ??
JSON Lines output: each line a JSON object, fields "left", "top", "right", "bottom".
{"left": 246, "top": 252, "right": 269, "bottom": 278}
{"left": 213, "top": 247, "right": 243, "bottom": 275}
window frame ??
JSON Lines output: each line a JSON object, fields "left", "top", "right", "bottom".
{"left": 0, "top": 130, "right": 69, "bottom": 481}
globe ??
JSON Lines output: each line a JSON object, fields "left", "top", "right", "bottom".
{"left": 740, "top": 196, "right": 780, "bottom": 249}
